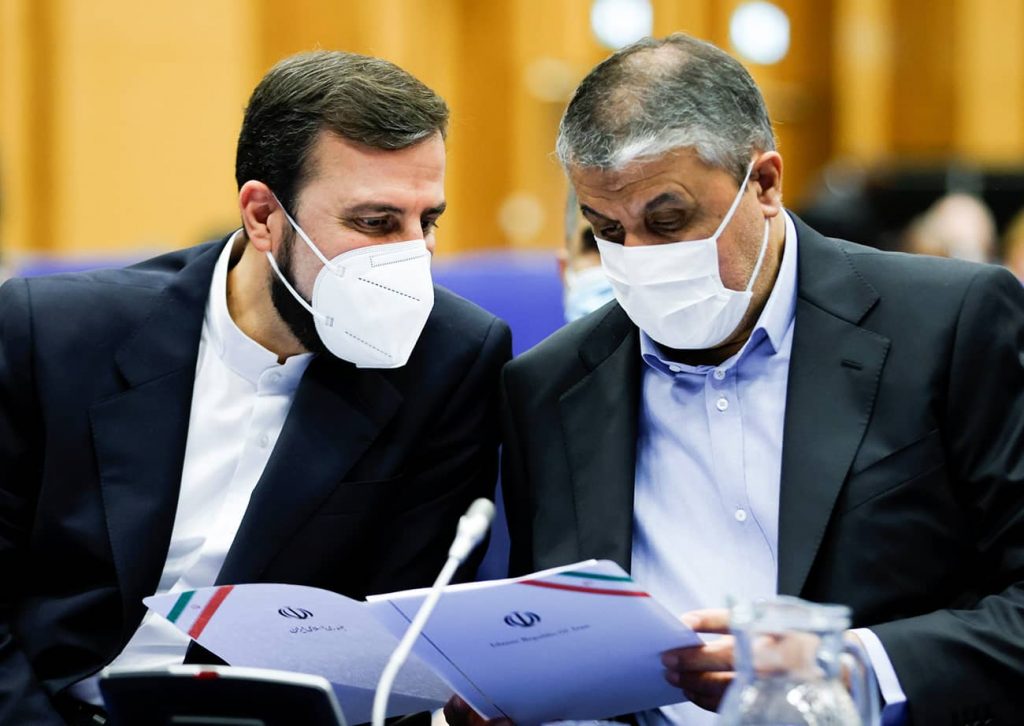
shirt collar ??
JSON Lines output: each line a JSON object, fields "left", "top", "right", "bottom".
{"left": 640, "top": 209, "right": 799, "bottom": 373}
{"left": 205, "top": 230, "right": 314, "bottom": 385}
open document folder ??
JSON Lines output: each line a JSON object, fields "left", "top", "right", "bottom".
{"left": 143, "top": 583, "right": 450, "bottom": 723}
{"left": 366, "top": 560, "right": 701, "bottom": 724}
{"left": 145, "top": 560, "right": 701, "bottom": 725}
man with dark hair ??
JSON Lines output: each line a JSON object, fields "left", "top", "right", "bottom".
{"left": 0, "top": 51, "right": 510, "bottom": 724}
{"left": 496, "top": 33, "right": 1024, "bottom": 725}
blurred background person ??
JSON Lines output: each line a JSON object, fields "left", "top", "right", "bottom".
{"left": 1001, "top": 207, "right": 1024, "bottom": 282}
{"left": 557, "top": 187, "right": 615, "bottom": 322}
{"left": 0, "top": 169, "right": 6, "bottom": 284}
{"left": 901, "top": 192, "right": 997, "bottom": 263}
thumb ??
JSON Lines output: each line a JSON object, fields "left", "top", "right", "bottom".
{"left": 680, "top": 608, "right": 731, "bottom": 634}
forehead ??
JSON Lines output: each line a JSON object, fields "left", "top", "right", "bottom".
{"left": 302, "top": 130, "right": 446, "bottom": 207}
{"left": 569, "top": 147, "right": 724, "bottom": 216}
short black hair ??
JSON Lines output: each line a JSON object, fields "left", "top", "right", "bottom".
{"left": 235, "top": 50, "right": 449, "bottom": 217}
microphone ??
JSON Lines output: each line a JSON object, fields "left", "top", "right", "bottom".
{"left": 371, "top": 498, "right": 496, "bottom": 726}
{"left": 448, "top": 498, "right": 497, "bottom": 561}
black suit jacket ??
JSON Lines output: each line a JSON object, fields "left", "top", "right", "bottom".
{"left": 501, "top": 217, "right": 1024, "bottom": 725}
{"left": 0, "top": 237, "right": 511, "bottom": 724}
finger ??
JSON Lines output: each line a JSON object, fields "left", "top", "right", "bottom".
{"left": 680, "top": 608, "right": 730, "bottom": 633}
{"left": 673, "top": 670, "right": 733, "bottom": 698}
{"left": 666, "top": 671, "right": 732, "bottom": 713}
{"left": 661, "top": 636, "right": 735, "bottom": 672}
{"left": 443, "top": 695, "right": 470, "bottom": 726}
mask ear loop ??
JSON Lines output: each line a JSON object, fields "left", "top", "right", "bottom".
{"left": 710, "top": 159, "right": 758, "bottom": 241}
{"left": 272, "top": 194, "right": 338, "bottom": 272}
{"left": 264, "top": 251, "right": 333, "bottom": 327}
{"left": 262, "top": 192, "right": 335, "bottom": 326}
{"left": 744, "top": 219, "right": 771, "bottom": 294}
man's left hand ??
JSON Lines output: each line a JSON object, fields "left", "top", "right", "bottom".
{"left": 660, "top": 608, "right": 735, "bottom": 712}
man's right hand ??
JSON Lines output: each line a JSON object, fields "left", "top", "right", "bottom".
{"left": 441, "top": 695, "right": 512, "bottom": 726}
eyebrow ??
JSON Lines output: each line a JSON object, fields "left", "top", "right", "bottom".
{"left": 580, "top": 204, "right": 612, "bottom": 221}
{"left": 581, "top": 193, "right": 688, "bottom": 223}
{"left": 342, "top": 201, "right": 447, "bottom": 216}
{"left": 644, "top": 192, "right": 687, "bottom": 212}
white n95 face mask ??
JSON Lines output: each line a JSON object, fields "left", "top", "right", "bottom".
{"left": 266, "top": 205, "right": 434, "bottom": 369}
{"left": 595, "top": 160, "right": 769, "bottom": 350}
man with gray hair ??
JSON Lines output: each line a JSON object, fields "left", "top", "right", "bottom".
{"left": 496, "top": 33, "right": 1024, "bottom": 725}
{"left": 0, "top": 51, "right": 510, "bottom": 724}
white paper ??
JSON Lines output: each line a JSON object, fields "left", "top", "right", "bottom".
{"left": 145, "top": 583, "right": 449, "bottom": 723}
{"left": 366, "top": 560, "right": 702, "bottom": 725}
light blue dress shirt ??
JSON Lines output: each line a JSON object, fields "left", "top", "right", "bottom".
{"left": 631, "top": 212, "right": 905, "bottom": 725}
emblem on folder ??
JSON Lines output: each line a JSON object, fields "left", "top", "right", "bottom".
{"left": 278, "top": 607, "right": 314, "bottom": 619}
{"left": 503, "top": 611, "right": 541, "bottom": 627}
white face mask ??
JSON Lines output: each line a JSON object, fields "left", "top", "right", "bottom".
{"left": 563, "top": 265, "right": 616, "bottom": 323}
{"left": 266, "top": 204, "right": 435, "bottom": 368}
{"left": 595, "top": 160, "right": 769, "bottom": 350}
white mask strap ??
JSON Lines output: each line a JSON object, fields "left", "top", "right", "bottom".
{"left": 271, "top": 193, "right": 336, "bottom": 270}
{"left": 264, "top": 250, "right": 333, "bottom": 326}
{"left": 710, "top": 159, "right": 757, "bottom": 240}
{"left": 744, "top": 220, "right": 772, "bottom": 293}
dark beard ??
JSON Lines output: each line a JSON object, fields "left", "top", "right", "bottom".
{"left": 269, "top": 227, "right": 328, "bottom": 355}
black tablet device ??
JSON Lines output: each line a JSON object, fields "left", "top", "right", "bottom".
{"left": 99, "top": 664, "right": 347, "bottom": 726}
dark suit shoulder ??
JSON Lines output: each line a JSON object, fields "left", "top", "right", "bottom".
{"left": 385, "top": 285, "right": 510, "bottom": 394}
{"left": 26, "top": 241, "right": 220, "bottom": 294}
{"left": 504, "top": 300, "right": 633, "bottom": 402}
{"left": 419, "top": 285, "right": 509, "bottom": 367}
{"left": 841, "top": 239, "right": 1024, "bottom": 327}
{"left": 830, "top": 236, "right": 1010, "bottom": 298}
{"left": 11, "top": 240, "right": 222, "bottom": 354}
{"left": 429, "top": 285, "right": 504, "bottom": 345}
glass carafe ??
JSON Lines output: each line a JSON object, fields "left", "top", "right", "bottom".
{"left": 718, "top": 596, "right": 880, "bottom": 726}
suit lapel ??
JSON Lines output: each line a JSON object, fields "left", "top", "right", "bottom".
{"left": 216, "top": 356, "right": 402, "bottom": 584}
{"left": 777, "top": 218, "right": 891, "bottom": 596}
{"left": 559, "top": 305, "right": 641, "bottom": 571}
{"left": 90, "top": 241, "right": 224, "bottom": 633}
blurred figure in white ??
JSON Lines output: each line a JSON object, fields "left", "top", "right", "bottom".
{"left": 557, "top": 188, "right": 616, "bottom": 322}
{"left": 902, "top": 192, "right": 997, "bottom": 263}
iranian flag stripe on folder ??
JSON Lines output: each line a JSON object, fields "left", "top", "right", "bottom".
{"left": 162, "top": 585, "right": 235, "bottom": 638}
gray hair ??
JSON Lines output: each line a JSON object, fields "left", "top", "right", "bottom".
{"left": 556, "top": 33, "right": 775, "bottom": 182}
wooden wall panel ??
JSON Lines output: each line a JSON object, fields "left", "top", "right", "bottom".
{"left": 0, "top": 0, "right": 34, "bottom": 256}
{"left": 51, "top": 0, "right": 256, "bottom": 255}
{"left": 833, "top": 0, "right": 893, "bottom": 161}
{"left": 954, "top": 0, "right": 1024, "bottom": 162}
{"left": 4, "top": 0, "right": 1024, "bottom": 258}
{"left": 890, "top": 0, "right": 955, "bottom": 156}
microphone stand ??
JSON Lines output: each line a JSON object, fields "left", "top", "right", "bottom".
{"left": 371, "top": 498, "right": 495, "bottom": 726}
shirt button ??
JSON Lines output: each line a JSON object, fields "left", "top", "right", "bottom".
{"left": 267, "top": 372, "right": 282, "bottom": 384}
{"left": 716, "top": 397, "right": 729, "bottom": 412}
{"left": 713, "top": 368, "right": 726, "bottom": 380}
{"left": 668, "top": 365, "right": 681, "bottom": 374}
{"left": 258, "top": 433, "right": 270, "bottom": 448}
{"left": 735, "top": 509, "right": 748, "bottom": 522}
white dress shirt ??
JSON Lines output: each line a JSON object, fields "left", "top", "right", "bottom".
{"left": 70, "top": 232, "right": 313, "bottom": 703}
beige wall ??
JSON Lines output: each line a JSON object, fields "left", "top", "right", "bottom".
{"left": 2, "top": 0, "right": 1024, "bottom": 261}
{"left": 1, "top": 0, "right": 255, "bottom": 259}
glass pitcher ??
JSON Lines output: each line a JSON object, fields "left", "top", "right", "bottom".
{"left": 717, "top": 596, "right": 880, "bottom": 726}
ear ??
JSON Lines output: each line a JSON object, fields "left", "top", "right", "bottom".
{"left": 752, "top": 151, "right": 784, "bottom": 219}
{"left": 555, "top": 248, "right": 568, "bottom": 284}
{"left": 239, "top": 181, "right": 281, "bottom": 253}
